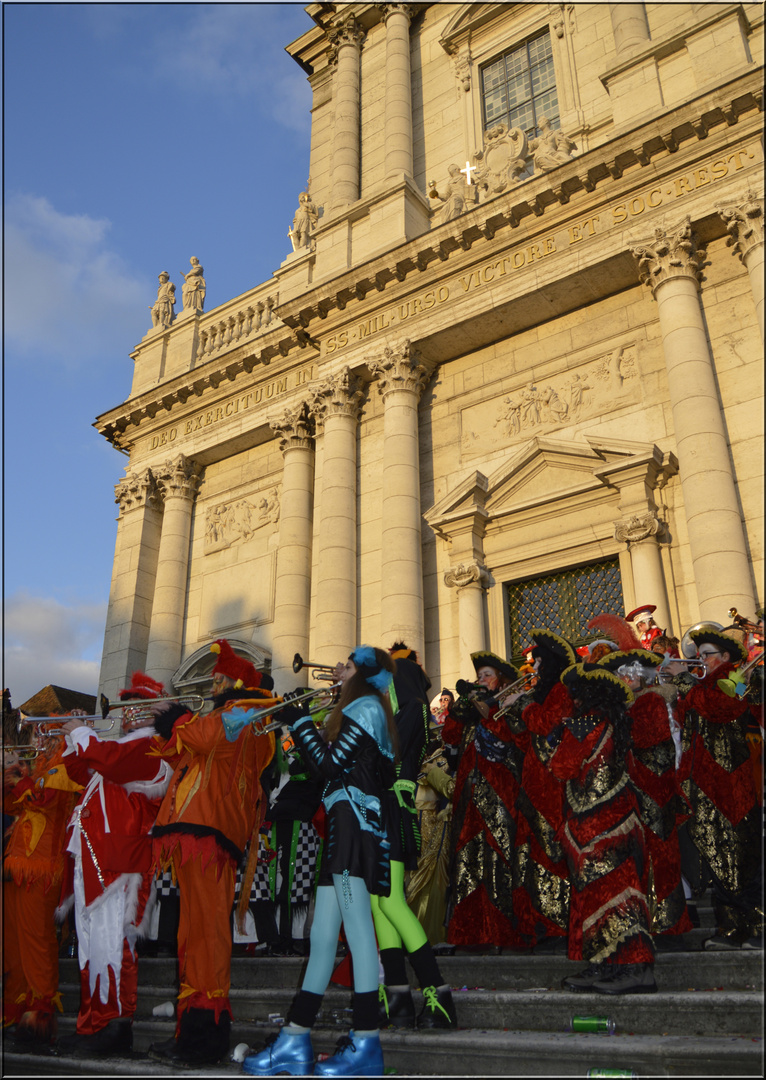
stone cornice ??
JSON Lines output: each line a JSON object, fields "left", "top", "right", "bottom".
{"left": 276, "top": 71, "right": 762, "bottom": 333}
{"left": 95, "top": 322, "right": 318, "bottom": 447}
{"left": 94, "top": 70, "right": 761, "bottom": 452}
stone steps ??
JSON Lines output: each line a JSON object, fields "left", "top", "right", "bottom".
{"left": 5, "top": 946, "right": 763, "bottom": 1077}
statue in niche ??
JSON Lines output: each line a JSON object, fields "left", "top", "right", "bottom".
{"left": 289, "top": 191, "right": 319, "bottom": 251}
{"left": 428, "top": 164, "right": 476, "bottom": 225}
{"left": 150, "top": 271, "right": 175, "bottom": 329}
{"left": 473, "top": 123, "right": 529, "bottom": 198}
{"left": 528, "top": 117, "right": 577, "bottom": 173}
{"left": 181, "top": 256, "right": 206, "bottom": 312}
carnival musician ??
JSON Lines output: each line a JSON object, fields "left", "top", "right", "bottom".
{"left": 148, "top": 639, "right": 276, "bottom": 1067}
{"left": 57, "top": 674, "right": 176, "bottom": 1057}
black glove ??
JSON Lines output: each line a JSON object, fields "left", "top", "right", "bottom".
{"left": 153, "top": 703, "right": 190, "bottom": 741}
{"left": 279, "top": 704, "right": 308, "bottom": 728}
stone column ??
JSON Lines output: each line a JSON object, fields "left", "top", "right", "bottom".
{"left": 609, "top": 2, "right": 650, "bottom": 53}
{"left": 98, "top": 470, "right": 163, "bottom": 703}
{"left": 445, "top": 562, "right": 489, "bottom": 660}
{"left": 309, "top": 368, "right": 365, "bottom": 665}
{"left": 717, "top": 189, "right": 765, "bottom": 340}
{"left": 330, "top": 17, "right": 364, "bottom": 208}
{"left": 630, "top": 218, "right": 756, "bottom": 619}
{"left": 614, "top": 512, "right": 672, "bottom": 634}
{"left": 144, "top": 454, "right": 202, "bottom": 688}
{"left": 269, "top": 402, "right": 315, "bottom": 690}
{"left": 382, "top": 4, "right": 414, "bottom": 180}
{"left": 368, "top": 340, "right": 430, "bottom": 656}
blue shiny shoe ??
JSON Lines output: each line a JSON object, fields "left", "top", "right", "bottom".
{"left": 242, "top": 1028, "right": 314, "bottom": 1076}
{"left": 314, "top": 1031, "right": 383, "bottom": 1077}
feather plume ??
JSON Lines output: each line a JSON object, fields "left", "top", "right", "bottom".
{"left": 587, "top": 613, "right": 640, "bottom": 652}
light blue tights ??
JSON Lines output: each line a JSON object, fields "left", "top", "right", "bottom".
{"left": 301, "top": 874, "right": 379, "bottom": 995}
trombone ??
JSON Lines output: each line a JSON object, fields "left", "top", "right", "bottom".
{"left": 717, "top": 652, "right": 764, "bottom": 699}
{"left": 292, "top": 653, "right": 339, "bottom": 683}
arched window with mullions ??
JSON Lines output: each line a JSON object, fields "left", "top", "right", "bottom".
{"left": 480, "top": 29, "right": 560, "bottom": 179}
{"left": 506, "top": 557, "right": 624, "bottom": 664}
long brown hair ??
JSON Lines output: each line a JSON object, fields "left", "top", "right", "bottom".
{"left": 323, "top": 647, "right": 399, "bottom": 759}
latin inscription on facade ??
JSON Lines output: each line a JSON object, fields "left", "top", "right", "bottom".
{"left": 145, "top": 365, "right": 316, "bottom": 452}
{"left": 323, "top": 144, "right": 758, "bottom": 355}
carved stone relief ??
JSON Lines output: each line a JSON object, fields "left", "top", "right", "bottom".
{"left": 427, "top": 114, "right": 577, "bottom": 224}
{"left": 716, "top": 189, "right": 764, "bottom": 262}
{"left": 444, "top": 561, "right": 489, "bottom": 590}
{"left": 630, "top": 216, "right": 705, "bottom": 291}
{"left": 462, "top": 343, "right": 639, "bottom": 456}
{"left": 614, "top": 512, "right": 663, "bottom": 546}
{"left": 204, "top": 487, "right": 281, "bottom": 553}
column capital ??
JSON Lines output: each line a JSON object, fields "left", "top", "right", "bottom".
{"left": 368, "top": 339, "right": 431, "bottom": 399}
{"left": 380, "top": 3, "right": 415, "bottom": 24}
{"left": 114, "top": 468, "right": 160, "bottom": 516}
{"left": 444, "top": 561, "right": 489, "bottom": 590}
{"left": 309, "top": 366, "right": 365, "bottom": 425}
{"left": 328, "top": 15, "right": 365, "bottom": 58}
{"left": 716, "top": 189, "right": 764, "bottom": 263}
{"left": 629, "top": 216, "right": 705, "bottom": 294}
{"left": 614, "top": 511, "right": 662, "bottom": 546}
{"left": 269, "top": 400, "right": 315, "bottom": 453}
{"left": 154, "top": 454, "right": 202, "bottom": 502}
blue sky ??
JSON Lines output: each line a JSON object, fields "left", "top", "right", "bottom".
{"left": 4, "top": 2, "right": 317, "bottom": 705}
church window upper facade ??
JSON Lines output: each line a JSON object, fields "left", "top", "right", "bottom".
{"left": 480, "top": 29, "right": 559, "bottom": 146}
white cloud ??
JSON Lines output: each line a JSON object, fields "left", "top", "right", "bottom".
{"left": 3, "top": 591, "right": 107, "bottom": 708}
{"left": 4, "top": 194, "right": 148, "bottom": 365}
{"left": 147, "top": 5, "right": 312, "bottom": 132}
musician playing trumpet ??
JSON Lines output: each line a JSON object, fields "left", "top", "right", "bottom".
{"left": 442, "top": 651, "right": 527, "bottom": 951}
{"left": 148, "top": 640, "right": 277, "bottom": 1067}
{"left": 675, "top": 627, "right": 763, "bottom": 951}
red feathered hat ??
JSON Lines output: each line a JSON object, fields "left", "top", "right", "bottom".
{"left": 210, "top": 639, "right": 262, "bottom": 689}
{"left": 587, "top": 613, "right": 641, "bottom": 653}
{"left": 118, "top": 672, "right": 167, "bottom": 701}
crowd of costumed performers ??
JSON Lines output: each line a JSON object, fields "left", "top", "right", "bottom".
{"left": 1, "top": 602, "right": 762, "bottom": 1075}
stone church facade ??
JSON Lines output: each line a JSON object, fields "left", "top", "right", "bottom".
{"left": 95, "top": 2, "right": 764, "bottom": 702}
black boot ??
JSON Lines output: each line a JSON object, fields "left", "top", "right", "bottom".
{"left": 58, "top": 1018, "right": 132, "bottom": 1058}
{"left": 378, "top": 984, "right": 416, "bottom": 1028}
{"left": 417, "top": 985, "right": 457, "bottom": 1030}
{"left": 149, "top": 1007, "right": 230, "bottom": 1067}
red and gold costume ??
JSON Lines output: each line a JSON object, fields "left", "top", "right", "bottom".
{"left": 510, "top": 629, "right": 578, "bottom": 948}
{"left": 676, "top": 659, "right": 762, "bottom": 943}
{"left": 442, "top": 655, "right": 526, "bottom": 949}
{"left": 550, "top": 669, "right": 654, "bottom": 969}
{"left": 627, "top": 688, "right": 692, "bottom": 935}
{"left": 3, "top": 737, "right": 87, "bottom": 1044}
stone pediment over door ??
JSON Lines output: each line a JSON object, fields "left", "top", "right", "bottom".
{"left": 425, "top": 434, "right": 672, "bottom": 544}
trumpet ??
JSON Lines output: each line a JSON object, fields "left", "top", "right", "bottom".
{"left": 17, "top": 713, "right": 118, "bottom": 735}
{"left": 292, "top": 653, "right": 339, "bottom": 683}
{"left": 222, "top": 683, "right": 341, "bottom": 740}
{"left": 3, "top": 744, "right": 40, "bottom": 761}
{"left": 494, "top": 673, "right": 537, "bottom": 717}
{"left": 657, "top": 654, "right": 705, "bottom": 683}
{"left": 111, "top": 693, "right": 207, "bottom": 724}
